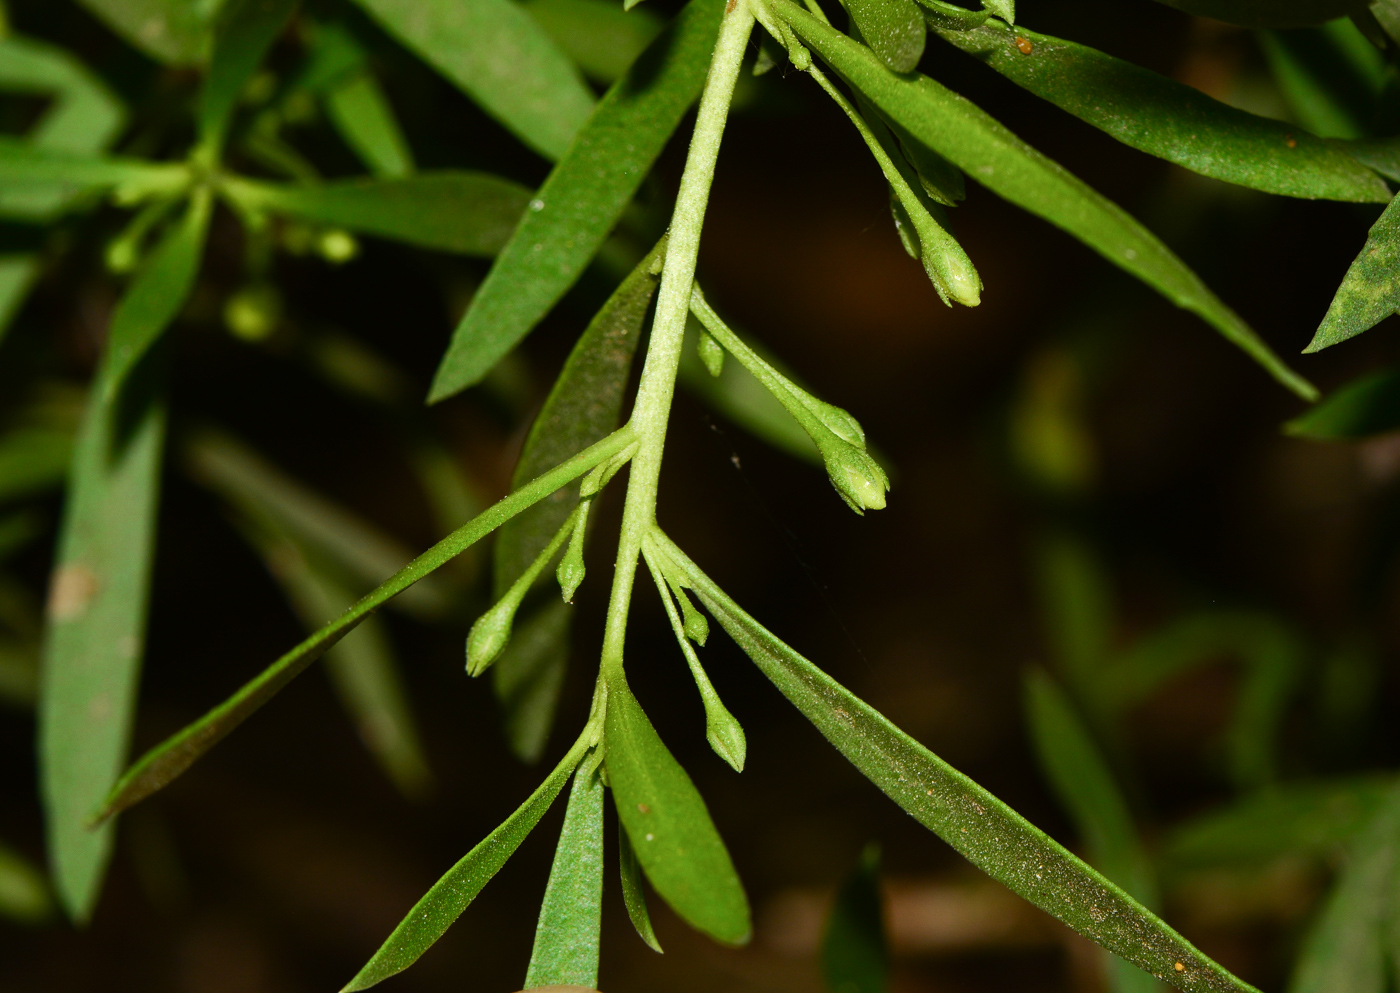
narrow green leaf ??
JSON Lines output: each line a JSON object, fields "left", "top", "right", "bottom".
{"left": 524, "top": 761, "right": 606, "bottom": 988}
{"left": 73, "top": 0, "right": 223, "bottom": 65}
{"left": 929, "top": 20, "right": 1388, "bottom": 202}
{"left": 847, "top": 0, "right": 925, "bottom": 73}
{"left": 222, "top": 172, "right": 530, "bottom": 256}
{"left": 1259, "top": 26, "right": 1372, "bottom": 141}
{"left": 663, "top": 533, "right": 1262, "bottom": 993}
{"left": 493, "top": 601, "right": 572, "bottom": 763}
{"left": 199, "top": 0, "right": 299, "bottom": 150}
{"left": 0, "top": 255, "right": 39, "bottom": 347}
{"left": 1287, "top": 781, "right": 1400, "bottom": 993}
{"left": 619, "top": 819, "right": 663, "bottom": 952}
{"left": 1284, "top": 368, "right": 1400, "bottom": 438}
{"left": 604, "top": 674, "right": 752, "bottom": 946}
{"left": 772, "top": 0, "right": 1318, "bottom": 401}
{"left": 96, "top": 428, "right": 632, "bottom": 823}
{"left": 348, "top": 0, "right": 594, "bottom": 161}
{"left": 1148, "top": 0, "right": 1355, "bottom": 28}
{"left": 99, "top": 189, "right": 211, "bottom": 402}
{"left": 820, "top": 844, "right": 889, "bottom": 993}
{"left": 1305, "top": 193, "right": 1400, "bottom": 352}
{"left": 325, "top": 72, "right": 415, "bottom": 178}
{"left": 523, "top": 0, "right": 665, "bottom": 83}
{"left": 342, "top": 736, "right": 590, "bottom": 992}
{"left": 40, "top": 349, "right": 168, "bottom": 922}
{"left": 0, "top": 427, "right": 74, "bottom": 504}
{"left": 427, "top": 0, "right": 723, "bottom": 398}
{"left": 0, "top": 140, "right": 188, "bottom": 198}
{"left": 0, "top": 839, "right": 53, "bottom": 924}
{"left": 1034, "top": 532, "right": 1113, "bottom": 696}
{"left": 1161, "top": 776, "right": 1395, "bottom": 870}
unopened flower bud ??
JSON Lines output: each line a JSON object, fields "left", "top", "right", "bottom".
{"left": 466, "top": 598, "right": 517, "bottom": 676}
{"left": 675, "top": 586, "right": 709, "bottom": 645}
{"left": 557, "top": 510, "right": 588, "bottom": 603}
{"left": 703, "top": 693, "right": 747, "bottom": 773}
{"left": 822, "top": 442, "right": 890, "bottom": 514}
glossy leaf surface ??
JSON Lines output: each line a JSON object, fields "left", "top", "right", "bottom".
{"left": 1285, "top": 368, "right": 1400, "bottom": 438}
{"left": 1304, "top": 193, "right": 1400, "bottom": 352}
{"left": 930, "top": 20, "right": 1387, "bottom": 202}
{"left": 428, "top": 0, "right": 723, "bottom": 398}
{"left": 773, "top": 0, "right": 1317, "bottom": 401}
{"left": 604, "top": 675, "right": 751, "bottom": 946}
{"left": 349, "top": 0, "right": 594, "bottom": 161}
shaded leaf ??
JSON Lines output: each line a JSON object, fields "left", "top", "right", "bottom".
{"left": 664, "top": 534, "right": 1262, "bottom": 993}
{"left": 604, "top": 674, "right": 751, "bottom": 945}
{"left": 1260, "top": 22, "right": 1381, "bottom": 141}
{"left": 0, "top": 840, "right": 53, "bottom": 924}
{"left": 523, "top": 0, "right": 665, "bottom": 83}
{"left": 619, "top": 820, "right": 663, "bottom": 952}
{"left": 1034, "top": 532, "right": 1112, "bottom": 695}
{"left": 1285, "top": 368, "right": 1400, "bottom": 438}
{"left": 929, "top": 20, "right": 1388, "bottom": 202}
{"left": 428, "top": 0, "right": 723, "bottom": 398}
{"left": 0, "top": 255, "right": 39, "bottom": 346}
{"left": 199, "top": 0, "right": 299, "bottom": 150}
{"left": 348, "top": 0, "right": 594, "bottom": 161}
{"left": 1304, "top": 193, "right": 1400, "bottom": 353}
{"left": 0, "top": 427, "right": 74, "bottom": 504}
{"left": 74, "top": 0, "right": 223, "bottom": 65}
{"left": 820, "top": 844, "right": 889, "bottom": 993}
{"left": 524, "top": 762, "right": 605, "bottom": 988}
{"left": 0, "top": 140, "right": 187, "bottom": 198}
{"left": 492, "top": 600, "right": 572, "bottom": 763}
{"left": 1148, "top": 0, "right": 1355, "bottom": 28}
{"left": 325, "top": 73, "right": 415, "bottom": 178}
{"left": 342, "top": 737, "right": 589, "bottom": 991}
{"left": 772, "top": 0, "right": 1318, "bottom": 401}
{"left": 223, "top": 172, "right": 530, "bottom": 256}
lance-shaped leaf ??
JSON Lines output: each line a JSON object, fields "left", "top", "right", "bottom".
{"left": 604, "top": 674, "right": 751, "bottom": 945}
{"left": 40, "top": 349, "right": 168, "bottom": 923}
{"left": 928, "top": 20, "right": 1388, "bottom": 203}
{"left": 846, "top": 0, "right": 925, "bottom": 73}
{"left": 1259, "top": 27, "right": 1368, "bottom": 141}
{"left": 221, "top": 172, "right": 530, "bottom": 256}
{"left": 342, "top": 736, "right": 590, "bottom": 991}
{"left": 659, "top": 533, "right": 1263, "bottom": 993}
{"left": 74, "top": 0, "right": 222, "bottom": 65}
{"left": 1305, "top": 193, "right": 1400, "bottom": 352}
{"left": 523, "top": 0, "right": 665, "bottom": 84}
{"left": 96, "top": 427, "right": 633, "bottom": 823}
{"left": 771, "top": 0, "right": 1317, "bottom": 402}
{"left": 1148, "top": 0, "right": 1354, "bottom": 27}
{"left": 820, "top": 845, "right": 889, "bottom": 993}
{"left": 326, "top": 73, "right": 414, "bottom": 178}
{"left": 0, "top": 255, "right": 39, "bottom": 347}
{"left": 618, "top": 819, "right": 663, "bottom": 952}
{"left": 1284, "top": 368, "right": 1400, "bottom": 438}
{"left": 0, "top": 140, "right": 188, "bottom": 199}
{"left": 1287, "top": 781, "right": 1400, "bottom": 993}
{"left": 523, "top": 761, "right": 605, "bottom": 988}
{"left": 199, "top": 0, "right": 299, "bottom": 151}
{"left": 348, "top": 0, "right": 594, "bottom": 161}
{"left": 428, "top": 0, "right": 723, "bottom": 399}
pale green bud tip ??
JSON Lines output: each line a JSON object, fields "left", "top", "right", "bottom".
{"left": 826, "top": 446, "right": 889, "bottom": 514}
{"left": 683, "top": 609, "right": 709, "bottom": 646}
{"left": 557, "top": 550, "right": 586, "bottom": 603}
{"left": 944, "top": 255, "right": 982, "bottom": 308}
{"left": 465, "top": 601, "right": 515, "bottom": 676}
{"left": 704, "top": 699, "right": 747, "bottom": 773}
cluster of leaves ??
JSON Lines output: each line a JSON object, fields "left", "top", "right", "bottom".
{"left": 4, "top": 0, "right": 1400, "bottom": 990}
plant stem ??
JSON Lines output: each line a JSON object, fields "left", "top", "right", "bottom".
{"left": 599, "top": 0, "right": 756, "bottom": 682}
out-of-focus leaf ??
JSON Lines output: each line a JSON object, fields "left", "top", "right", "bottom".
{"left": 342, "top": 737, "right": 589, "bottom": 991}
{"left": 0, "top": 840, "right": 53, "bottom": 924}
{"left": 348, "top": 0, "right": 594, "bottom": 161}
{"left": 0, "top": 427, "right": 74, "bottom": 504}
{"left": 1161, "top": 776, "right": 1396, "bottom": 870}
{"left": 0, "top": 510, "right": 43, "bottom": 563}
{"left": 492, "top": 600, "right": 571, "bottom": 764}
{"left": 1285, "top": 368, "right": 1400, "bottom": 438}
{"left": 0, "top": 140, "right": 187, "bottom": 200}
{"left": 523, "top": 762, "right": 605, "bottom": 988}
{"left": 0, "top": 256, "right": 40, "bottom": 346}
{"left": 523, "top": 0, "right": 664, "bottom": 83}
{"left": 604, "top": 674, "right": 751, "bottom": 946}
{"left": 820, "top": 844, "right": 889, "bottom": 993}
{"left": 97, "top": 428, "right": 633, "bottom": 824}
{"left": 1034, "top": 533, "right": 1112, "bottom": 696}
{"left": 664, "top": 534, "right": 1261, "bottom": 993}
{"left": 1261, "top": 21, "right": 1383, "bottom": 141}
{"left": 930, "top": 21, "right": 1387, "bottom": 203}
{"left": 0, "top": 34, "right": 128, "bottom": 220}
{"left": 74, "top": 0, "right": 224, "bottom": 65}
{"left": 772, "top": 0, "right": 1318, "bottom": 402}
{"left": 223, "top": 172, "right": 530, "bottom": 256}
{"left": 1261, "top": 32, "right": 1360, "bottom": 140}
{"left": 185, "top": 431, "right": 451, "bottom": 620}
{"left": 325, "top": 73, "right": 414, "bottom": 178}
{"left": 847, "top": 0, "right": 925, "bottom": 73}
{"left": 618, "top": 820, "right": 663, "bottom": 952}
{"left": 39, "top": 348, "right": 168, "bottom": 923}
{"left": 0, "top": 640, "right": 38, "bottom": 707}
{"left": 1024, "top": 670, "right": 1165, "bottom": 993}
{"left": 1287, "top": 781, "right": 1400, "bottom": 993}
{"left": 428, "top": 0, "right": 722, "bottom": 399}
{"left": 98, "top": 190, "right": 211, "bottom": 401}
{"left": 1304, "top": 194, "right": 1400, "bottom": 353}
{"left": 1148, "top": 0, "right": 1355, "bottom": 27}
{"left": 198, "top": 0, "right": 299, "bottom": 150}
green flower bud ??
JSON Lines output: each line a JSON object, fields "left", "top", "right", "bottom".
{"left": 223, "top": 284, "right": 283, "bottom": 342}
{"left": 820, "top": 440, "right": 890, "bottom": 514}
{"left": 465, "top": 598, "right": 517, "bottom": 676}
{"left": 556, "top": 505, "right": 589, "bottom": 603}
{"left": 702, "top": 692, "right": 747, "bottom": 773}
{"left": 697, "top": 330, "right": 725, "bottom": 377}
{"left": 317, "top": 229, "right": 359, "bottom": 263}
{"left": 673, "top": 583, "right": 709, "bottom": 645}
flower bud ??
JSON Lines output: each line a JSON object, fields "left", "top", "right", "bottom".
{"left": 556, "top": 509, "right": 588, "bottom": 603}
{"left": 821, "top": 441, "right": 890, "bottom": 514}
{"left": 703, "top": 693, "right": 747, "bottom": 773}
{"left": 697, "top": 330, "right": 725, "bottom": 377}
{"left": 675, "top": 585, "right": 709, "bottom": 645}
{"left": 465, "top": 598, "right": 516, "bottom": 676}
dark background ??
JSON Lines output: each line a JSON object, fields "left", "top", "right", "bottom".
{"left": 1, "top": 0, "right": 1396, "bottom": 990}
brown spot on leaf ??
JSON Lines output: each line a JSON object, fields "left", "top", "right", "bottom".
{"left": 637, "top": 803, "right": 651, "bottom": 814}
{"left": 49, "top": 564, "right": 100, "bottom": 621}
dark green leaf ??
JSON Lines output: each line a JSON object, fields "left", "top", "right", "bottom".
{"left": 348, "top": 0, "right": 594, "bottom": 161}
{"left": 0, "top": 840, "right": 53, "bottom": 924}
{"left": 96, "top": 428, "right": 633, "bottom": 823}
{"left": 820, "top": 845, "right": 889, "bottom": 993}
{"left": 1260, "top": 21, "right": 1382, "bottom": 141}
{"left": 523, "top": 761, "right": 605, "bottom": 988}
{"left": 604, "top": 674, "right": 751, "bottom": 946}
{"left": 427, "top": 0, "right": 723, "bottom": 398}
{"left": 1034, "top": 533, "right": 1112, "bottom": 694}
{"left": 929, "top": 21, "right": 1388, "bottom": 202}
{"left": 325, "top": 72, "right": 415, "bottom": 178}
{"left": 342, "top": 738, "right": 589, "bottom": 991}
{"left": 199, "top": 0, "right": 299, "bottom": 150}
{"left": 0, "top": 255, "right": 39, "bottom": 345}
{"left": 665, "top": 534, "right": 1261, "bottom": 993}
{"left": 619, "top": 820, "right": 663, "bottom": 952}
{"left": 847, "top": 0, "right": 926, "bottom": 73}
{"left": 39, "top": 349, "right": 168, "bottom": 922}
{"left": 0, "top": 427, "right": 74, "bottom": 504}
{"left": 772, "top": 0, "right": 1318, "bottom": 402}
{"left": 1285, "top": 368, "right": 1400, "bottom": 438}
{"left": 1148, "top": 0, "right": 1355, "bottom": 28}
{"left": 524, "top": 0, "right": 665, "bottom": 83}
{"left": 492, "top": 600, "right": 572, "bottom": 763}
{"left": 1305, "top": 193, "right": 1400, "bottom": 352}
{"left": 73, "top": 0, "right": 221, "bottom": 65}
{"left": 223, "top": 172, "right": 531, "bottom": 256}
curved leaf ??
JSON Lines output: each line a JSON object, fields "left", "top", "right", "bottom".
{"left": 1284, "top": 368, "right": 1400, "bottom": 438}
{"left": 1305, "top": 192, "right": 1400, "bottom": 352}
{"left": 618, "top": 820, "right": 663, "bottom": 952}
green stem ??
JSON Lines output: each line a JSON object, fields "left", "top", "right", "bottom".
{"left": 598, "top": 0, "right": 756, "bottom": 682}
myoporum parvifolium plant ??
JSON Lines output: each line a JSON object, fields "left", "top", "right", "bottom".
{"left": 4, "top": 0, "right": 1400, "bottom": 989}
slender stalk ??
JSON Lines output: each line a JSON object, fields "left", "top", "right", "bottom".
{"left": 598, "top": 0, "right": 756, "bottom": 680}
